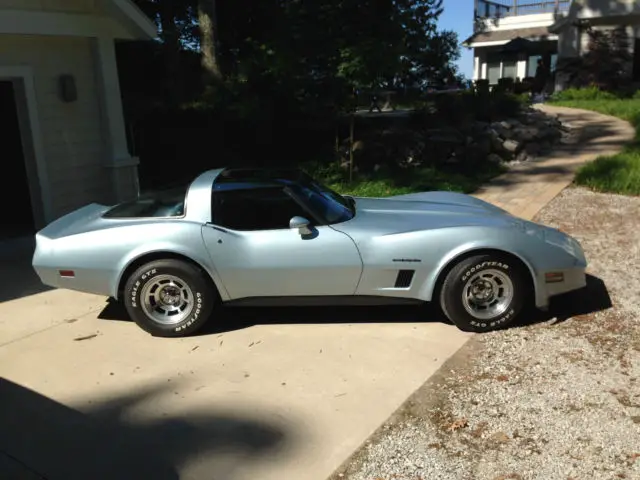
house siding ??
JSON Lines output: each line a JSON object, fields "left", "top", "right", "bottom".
{"left": 0, "top": 0, "right": 97, "bottom": 14}
{"left": 0, "top": 35, "right": 111, "bottom": 219}
{"left": 577, "top": 24, "right": 637, "bottom": 56}
{"left": 576, "top": 0, "right": 640, "bottom": 18}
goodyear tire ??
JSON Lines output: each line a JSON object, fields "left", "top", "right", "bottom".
{"left": 439, "top": 254, "right": 529, "bottom": 333}
{"left": 124, "top": 259, "right": 216, "bottom": 337}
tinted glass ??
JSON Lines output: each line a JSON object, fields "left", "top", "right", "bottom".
{"left": 286, "top": 183, "right": 353, "bottom": 225}
{"left": 103, "top": 187, "right": 187, "bottom": 218}
{"left": 213, "top": 187, "right": 309, "bottom": 231}
{"left": 212, "top": 168, "right": 355, "bottom": 227}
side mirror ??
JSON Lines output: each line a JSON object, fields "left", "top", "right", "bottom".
{"left": 289, "top": 216, "right": 312, "bottom": 235}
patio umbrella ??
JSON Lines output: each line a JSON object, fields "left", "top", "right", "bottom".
{"left": 500, "top": 37, "right": 535, "bottom": 54}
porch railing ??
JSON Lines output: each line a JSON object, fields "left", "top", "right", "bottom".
{"left": 474, "top": 0, "right": 571, "bottom": 19}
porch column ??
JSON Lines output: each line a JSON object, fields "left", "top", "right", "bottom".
{"left": 93, "top": 36, "right": 140, "bottom": 203}
{"left": 475, "top": 49, "right": 487, "bottom": 80}
{"left": 516, "top": 53, "right": 527, "bottom": 79}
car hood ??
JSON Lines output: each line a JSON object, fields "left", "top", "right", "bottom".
{"left": 333, "top": 191, "right": 516, "bottom": 237}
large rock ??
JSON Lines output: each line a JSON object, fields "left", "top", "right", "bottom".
{"left": 475, "top": 137, "right": 492, "bottom": 157}
{"left": 513, "top": 127, "right": 540, "bottom": 142}
{"left": 524, "top": 142, "right": 542, "bottom": 156}
{"left": 487, "top": 153, "right": 504, "bottom": 164}
{"left": 490, "top": 122, "right": 511, "bottom": 139}
{"left": 503, "top": 139, "right": 522, "bottom": 154}
{"left": 425, "top": 127, "right": 464, "bottom": 144}
{"left": 488, "top": 128, "right": 504, "bottom": 150}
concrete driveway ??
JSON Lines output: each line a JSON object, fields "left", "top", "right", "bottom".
{"left": 0, "top": 239, "right": 471, "bottom": 480}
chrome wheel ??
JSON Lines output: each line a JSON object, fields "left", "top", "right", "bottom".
{"left": 140, "top": 274, "right": 194, "bottom": 325}
{"left": 461, "top": 269, "right": 514, "bottom": 320}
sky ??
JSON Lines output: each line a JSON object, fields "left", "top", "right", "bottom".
{"left": 439, "top": 0, "right": 475, "bottom": 79}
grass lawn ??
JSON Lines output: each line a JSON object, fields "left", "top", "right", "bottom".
{"left": 549, "top": 98, "right": 640, "bottom": 195}
{"left": 311, "top": 162, "right": 506, "bottom": 198}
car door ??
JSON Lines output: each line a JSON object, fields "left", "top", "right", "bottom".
{"left": 201, "top": 186, "right": 363, "bottom": 299}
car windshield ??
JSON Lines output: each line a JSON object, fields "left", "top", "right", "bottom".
{"left": 298, "top": 174, "right": 354, "bottom": 213}
{"left": 286, "top": 180, "right": 354, "bottom": 225}
{"left": 103, "top": 186, "right": 187, "bottom": 218}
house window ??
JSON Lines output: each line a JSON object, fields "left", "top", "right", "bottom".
{"left": 503, "top": 60, "right": 518, "bottom": 79}
{"left": 527, "top": 53, "right": 558, "bottom": 78}
{"left": 487, "top": 62, "right": 501, "bottom": 85}
{"left": 527, "top": 55, "right": 541, "bottom": 78}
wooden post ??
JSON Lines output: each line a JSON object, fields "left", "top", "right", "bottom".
{"left": 513, "top": 0, "right": 518, "bottom": 16}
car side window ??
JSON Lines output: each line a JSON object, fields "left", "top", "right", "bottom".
{"left": 212, "top": 187, "right": 309, "bottom": 231}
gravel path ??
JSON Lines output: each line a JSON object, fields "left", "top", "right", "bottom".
{"left": 331, "top": 186, "right": 640, "bottom": 480}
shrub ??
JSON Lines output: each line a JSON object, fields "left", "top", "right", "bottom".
{"left": 474, "top": 79, "right": 490, "bottom": 95}
{"left": 514, "top": 77, "right": 533, "bottom": 94}
{"left": 496, "top": 77, "right": 515, "bottom": 93}
{"left": 552, "top": 86, "right": 619, "bottom": 101}
{"left": 556, "top": 25, "right": 633, "bottom": 93}
{"left": 427, "top": 89, "right": 527, "bottom": 124}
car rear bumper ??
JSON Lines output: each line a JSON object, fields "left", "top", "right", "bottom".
{"left": 32, "top": 234, "right": 114, "bottom": 297}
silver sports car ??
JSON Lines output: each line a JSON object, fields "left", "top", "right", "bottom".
{"left": 32, "top": 167, "right": 587, "bottom": 337}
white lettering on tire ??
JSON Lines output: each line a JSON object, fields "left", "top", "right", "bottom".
{"left": 461, "top": 262, "right": 509, "bottom": 281}
{"left": 130, "top": 269, "right": 157, "bottom": 308}
{"left": 174, "top": 291, "right": 204, "bottom": 333}
{"left": 469, "top": 308, "right": 515, "bottom": 329}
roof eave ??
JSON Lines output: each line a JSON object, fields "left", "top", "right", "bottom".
{"left": 548, "top": 16, "right": 570, "bottom": 34}
{"left": 110, "top": 0, "right": 157, "bottom": 40}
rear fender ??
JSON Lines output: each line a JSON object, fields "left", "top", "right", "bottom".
{"left": 111, "top": 242, "right": 230, "bottom": 301}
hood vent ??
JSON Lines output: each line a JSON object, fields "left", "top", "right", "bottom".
{"left": 394, "top": 270, "right": 415, "bottom": 288}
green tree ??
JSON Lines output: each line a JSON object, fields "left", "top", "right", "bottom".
{"left": 131, "top": 0, "right": 197, "bottom": 104}
{"left": 197, "top": 0, "right": 223, "bottom": 84}
{"left": 130, "top": 0, "right": 462, "bottom": 109}
{"left": 556, "top": 25, "right": 633, "bottom": 92}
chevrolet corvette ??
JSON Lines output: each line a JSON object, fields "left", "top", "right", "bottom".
{"left": 32, "top": 167, "right": 588, "bottom": 337}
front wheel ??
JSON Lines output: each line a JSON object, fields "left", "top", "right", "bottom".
{"left": 124, "top": 259, "right": 216, "bottom": 337}
{"left": 439, "top": 254, "right": 529, "bottom": 332}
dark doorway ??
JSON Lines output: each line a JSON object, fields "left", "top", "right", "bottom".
{"left": 634, "top": 39, "right": 640, "bottom": 82}
{"left": 0, "top": 80, "right": 35, "bottom": 239}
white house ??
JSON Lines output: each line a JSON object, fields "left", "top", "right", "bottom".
{"left": 463, "top": 0, "right": 571, "bottom": 85}
{"left": 463, "top": 0, "right": 640, "bottom": 89}
{"left": 0, "top": 0, "right": 156, "bottom": 239}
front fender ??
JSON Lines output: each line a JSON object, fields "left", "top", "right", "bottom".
{"left": 414, "top": 224, "right": 561, "bottom": 302}
{"left": 417, "top": 238, "right": 540, "bottom": 303}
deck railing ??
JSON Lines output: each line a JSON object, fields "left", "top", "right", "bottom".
{"left": 474, "top": 0, "right": 571, "bottom": 19}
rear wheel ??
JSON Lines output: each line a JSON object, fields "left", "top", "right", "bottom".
{"left": 439, "top": 253, "right": 529, "bottom": 332}
{"left": 124, "top": 259, "right": 216, "bottom": 337}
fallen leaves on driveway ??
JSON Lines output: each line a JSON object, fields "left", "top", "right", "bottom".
{"left": 446, "top": 418, "right": 468, "bottom": 433}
